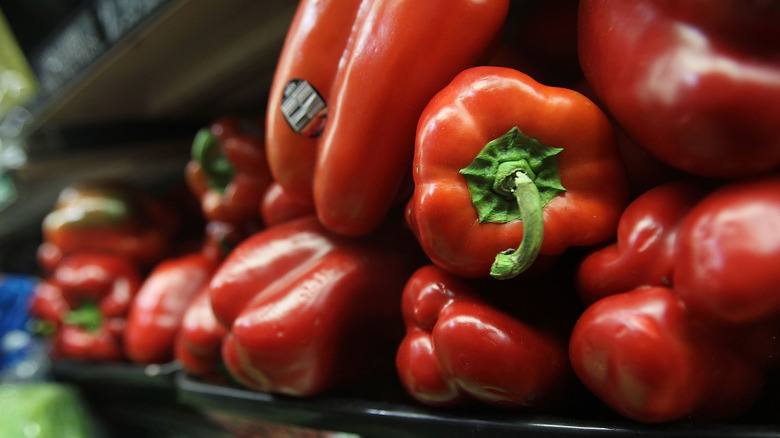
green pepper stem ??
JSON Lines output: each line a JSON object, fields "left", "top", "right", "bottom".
{"left": 490, "top": 170, "right": 544, "bottom": 280}
{"left": 193, "top": 128, "right": 234, "bottom": 192}
{"left": 63, "top": 302, "right": 103, "bottom": 332}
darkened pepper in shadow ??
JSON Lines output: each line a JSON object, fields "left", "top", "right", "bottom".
{"left": 578, "top": 0, "right": 780, "bottom": 178}
{"left": 406, "top": 66, "right": 629, "bottom": 279}
{"left": 396, "top": 265, "right": 578, "bottom": 408}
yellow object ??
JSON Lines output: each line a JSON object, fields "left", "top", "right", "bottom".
{"left": 0, "top": 9, "right": 38, "bottom": 121}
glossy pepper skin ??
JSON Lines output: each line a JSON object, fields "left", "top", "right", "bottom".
{"left": 266, "top": 0, "right": 510, "bottom": 237}
{"left": 123, "top": 252, "right": 218, "bottom": 364}
{"left": 185, "top": 117, "right": 273, "bottom": 227}
{"left": 569, "top": 286, "right": 765, "bottom": 423}
{"left": 396, "top": 265, "right": 575, "bottom": 408}
{"left": 29, "top": 253, "right": 142, "bottom": 362}
{"left": 673, "top": 175, "right": 780, "bottom": 325}
{"left": 407, "top": 66, "right": 629, "bottom": 279}
{"left": 38, "top": 181, "right": 178, "bottom": 271}
{"left": 265, "top": 0, "right": 362, "bottom": 201}
{"left": 210, "top": 216, "right": 421, "bottom": 396}
{"left": 576, "top": 181, "right": 707, "bottom": 306}
{"left": 174, "top": 286, "right": 228, "bottom": 380}
{"left": 578, "top": 176, "right": 780, "bottom": 325}
{"left": 578, "top": 0, "right": 780, "bottom": 178}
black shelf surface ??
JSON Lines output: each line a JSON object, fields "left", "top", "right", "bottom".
{"left": 176, "top": 371, "right": 780, "bottom": 438}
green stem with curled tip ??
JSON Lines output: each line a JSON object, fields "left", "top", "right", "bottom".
{"left": 458, "top": 127, "right": 565, "bottom": 280}
{"left": 489, "top": 169, "right": 544, "bottom": 279}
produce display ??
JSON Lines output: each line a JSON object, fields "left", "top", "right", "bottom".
{"left": 24, "top": 0, "right": 780, "bottom": 432}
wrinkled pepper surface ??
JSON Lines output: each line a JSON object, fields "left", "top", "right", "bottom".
{"left": 406, "top": 66, "right": 629, "bottom": 279}
{"left": 209, "top": 216, "right": 421, "bottom": 396}
{"left": 396, "top": 265, "right": 576, "bottom": 408}
{"left": 38, "top": 181, "right": 178, "bottom": 271}
{"left": 577, "top": 176, "right": 780, "bottom": 325}
{"left": 266, "top": 0, "right": 510, "bottom": 236}
{"left": 124, "top": 252, "right": 219, "bottom": 364}
{"left": 30, "top": 253, "right": 142, "bottom": 362}
{"left": 185, "top": 116, "right": 273, "bottom": 227}
{"left": 578, "top": 0, "right": 780, "bottom": 178}
{"left": 570, "top": 286, "right": 766, "bottom": 423}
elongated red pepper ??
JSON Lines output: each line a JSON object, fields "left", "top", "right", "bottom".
{"left": 185, "top": 117, "right": 273, "bottom": 227}
{"left": 265, "top": 0, "right": 362, "bottom": 201}
{"left": 578, "top": 0, "right": 780, "bottom": 178}
{"left": 266, "top": 0, "right": 510, "bottom": 236}
{"left": 406, "top": 66, "right": 629, "bottom": 279}
{"left": 174, "top": 286, "right": 228, "bottom": 380}
{"left": 123, "top": 252, "right": 219, "bottom": 364}
{"left": 396, "top": 265, "right": 575, "bottom": 408}
{"left": 210, "top": 216, "right": 421, "bottom": 396}
{"left": 570, "top": 286, "right": 765, "bottom": 423}
{"left": 30, "top": 253, "right": 142, "bottom": 362}
{"left": 38, "top": 181, "right": 179, "bottom": 271}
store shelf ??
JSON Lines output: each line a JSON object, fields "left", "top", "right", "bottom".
{"left": 175, "top": 372, "right": 780, "bottom": 438}
{"left": 23, "top": 0, "right": 297, "bottom": 132}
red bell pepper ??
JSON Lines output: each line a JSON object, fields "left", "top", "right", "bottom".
{"left": 396, "top": 265, "right": 576, "bottom": 408}
{"left": 569, "top": 286, "right": 765, "bottom": 423}
{"left": 123, "top": 252, "right": 219, "bottom": 364}
{"left": 578, "top": 0, "right": 780, "bottom": 178}
{"left": 576, "top": 181, "right": 708, "bottom": 306}
{"left": 30, "top": 253, "right": 142, "bottom": 362}
{"left": 577, "top": 176, "right": 780, "bottom": 325}
{"left": 38, "top": 181, "right": 178, "bottom": 271}
{"left": 185, "top": 116, "right": 273, "bottom": 227}
{"left": 174, "top": 286, "right": 228, "bottom": 380}
{"left": 260, "top": 182, "right": 315, "bottom": 228}
{"left": 266, "top": 0, "right": 510, "bottom": 237}
{"left": 209, "top": 216, "right": 421, "bottom": 396}
{"left": 673, "top": 175, "right": 780, "bottom": 325}
{"left": 406, "top": 66, "right": 629, "bottom": 279}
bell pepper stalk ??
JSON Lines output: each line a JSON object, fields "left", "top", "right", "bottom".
{"left": 210, "top": 216, "right": 422, "bottom": 396}
{"left": 29, "top": 253, "right": 142, "bottom": 362}
{"left": 38, "top": 181, "right": 179, "bottom": 271}
{"left": 578, "top": 0, "right": 780, "bottom": 178}
{"left": 569, "top": 286, "right": 766, "bottom": 423}
{"left": 577, "top": 175, "right": 780, "bottom": 325}
{"left": 396, "top": 265, "right": 576, "bottom": 408}
{"left": 406, "top": 66, "right": 629, "bottom": 279}
{"left": 260, "top": 182, "right": 315, "bottom": 228}
{"left": 123, "top": 252, "right": 219, "bottom": 364}
{"left": 266, "top": 0, "right": 510, "bottom": 237}
{"left": 174, "top": 286, "right": 229, "bottom": 380}
{"left": 185, "top": 116, "right": 273, "bottom": 226}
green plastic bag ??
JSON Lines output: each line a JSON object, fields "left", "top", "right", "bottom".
{"left": 0, "top": 383, "right": 98, "bottom": 438}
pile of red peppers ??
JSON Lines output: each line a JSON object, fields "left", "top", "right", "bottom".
{"left": 26, "top": 0, "right": 780, "bottom": 426}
